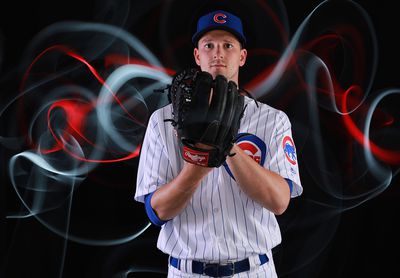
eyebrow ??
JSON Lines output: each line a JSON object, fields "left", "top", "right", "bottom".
{"left": 199, "top": 38, "right": 235, "bottom": 44}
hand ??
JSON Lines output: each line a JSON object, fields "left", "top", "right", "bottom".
{"left": 194, "top": 143, "right": 214, "bottom": 150}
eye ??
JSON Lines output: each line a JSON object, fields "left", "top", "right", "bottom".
{"left": 225, "top": 43, "right": 233, "bottom": 49}
{"left": 204, "top": 43, "right": 213, "bottom": 49}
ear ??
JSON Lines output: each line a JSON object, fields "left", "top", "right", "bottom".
{"left": 239, "top": 49, "right": 247, "bottom": 67}
{"left": 193, "top": 48, "right": 201, "bottom": 66}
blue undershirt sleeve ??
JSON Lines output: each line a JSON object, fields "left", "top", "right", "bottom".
{"left": 284, "top": 178, "right": 293, "bottom": 194}
{"left": 144, "top": 191, "right": 168, "bottom": 226}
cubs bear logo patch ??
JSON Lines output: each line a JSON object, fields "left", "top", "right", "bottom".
{"left": 282, "top": 136, "right": 297, "bottom": 165}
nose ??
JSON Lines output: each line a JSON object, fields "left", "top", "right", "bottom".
{"left": 213, "top": 45, "right": 224, "bottom": 59}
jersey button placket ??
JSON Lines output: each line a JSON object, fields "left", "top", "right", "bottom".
{"left": 213, "top": 171, "right": 225, "bottom": 247}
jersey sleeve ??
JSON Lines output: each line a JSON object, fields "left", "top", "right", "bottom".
{"left": 267, "top": 111, "right": 303, "bottom": 198}
{"left": 134, "top": 109, "right": 173, "bottom": 203}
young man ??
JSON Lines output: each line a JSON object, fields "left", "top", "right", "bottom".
{"left": 135, "top": 10, "right": 303, "bottom": 277}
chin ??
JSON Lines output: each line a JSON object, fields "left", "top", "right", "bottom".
{"left": 211, "top": 69, "right": 227, "bottom": 78}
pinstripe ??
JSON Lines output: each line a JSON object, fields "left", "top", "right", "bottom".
{"left": 147, "top": 132, "right": 158, "bottom": 184}
{"left": 199, "top": 180, "right": 207, "bottom": 259}
{"left": 190, "top": 197, "right": 199, "bottom": 259}
{"left": 136, "top": 136, "right": 150, "bottom": 187}
{"left": 137, "top": 117, "right": 158, "bottom": 189}
{"left": 165, "top": 159, "right": 171, "bottom": 188}
{"left": 163, "top": 222, "right": 174, "bottom": 251}
{"left": 279, "top": 113, "right": 291, "bottom": 180}
{"left": 240, "top": 191, "right": 256, "bottom": 254}
{"left": 265, "top": 208, "right": 272, "bottom": 250}
{"left": 254, "top": 102, "right": 262, "bottom": 134}
{"left": 227, "top": 177, "right": 239, "bottom": 258}
{"left": 252, "top": 201, "right": 261, "bottom": 251}
{"left": 210, "top": 172, "right": 216, "bottom": 260}
{"left": 155, "top": 144, "right": 163, "bottom": 185}
{"left": 170, "top": 214, "right": 181, "bottom": 256}
{"left": 210, "top": 170, "right": 221, "bottom": 261}
{"left": 135, "top": 98, "right": 302, "bottom": 277}
{"left": 259, "top": 206, "right": 265, "bottom": 250}
{"left": 184, "top": 209, "right": 190, "bottom": 259}
{"left": 217, "top": 175, "right": 230, "bottom": 259}
{"left": 263, "top": 109, "right": 270, "bottom": 162}
{"left": 273, "top": 113, "right": 281, "bottom": 175}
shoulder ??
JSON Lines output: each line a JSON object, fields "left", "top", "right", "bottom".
{"left": 243, "top": 96, "right": 290, "bottom": 123}
{"left": 148, "top": 104, "right": 173, "bottom": 126}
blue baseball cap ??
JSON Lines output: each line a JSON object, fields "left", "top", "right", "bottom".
{"left": 192, "top": 10, "right": 246, "bottom": 46}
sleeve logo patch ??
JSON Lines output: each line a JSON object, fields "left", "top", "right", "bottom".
{"left": 237, "top": 141, "right": 262, "bottom": 164}
{"left": 224, "top": 133, "right": 266, "bottom": 179}
{"left": 283, "top": 136, "right": 297, "bottom": 165}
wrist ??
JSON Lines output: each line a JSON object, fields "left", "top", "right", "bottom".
{"left": 182, "top": 162, "right": 212, "bottom": 182}
{"left": 227, "top": 144, "right": 241, "bottom": 161}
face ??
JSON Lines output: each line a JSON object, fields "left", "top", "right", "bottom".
{"left": 193, "top": 29, "right": 247, "bottom": 84}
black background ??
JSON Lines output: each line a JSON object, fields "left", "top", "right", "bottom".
{"left": 1, "top": 1, "right": 399, "bottom": 277}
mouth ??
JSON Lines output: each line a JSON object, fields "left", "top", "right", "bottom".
{"left": 211, "top": 64, "right": 226, "bottom": 68}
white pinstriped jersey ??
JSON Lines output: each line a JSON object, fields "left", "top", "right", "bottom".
{"left": 135, "top": 96, "right": 302, "bottom": 263}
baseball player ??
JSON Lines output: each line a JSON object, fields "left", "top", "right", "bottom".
{"left": 135, "top": 9, "right": 303, "bottom": 277}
